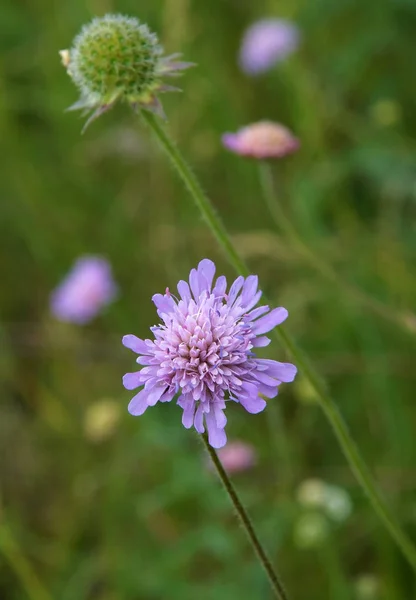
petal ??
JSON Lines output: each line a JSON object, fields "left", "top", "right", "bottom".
{"left": 256, "top": 359, "right": 297, "bottom": 383}
{"left": 246, "top": 305, "right": 269, "bottom": 321}
{"left": 160, "top": 388, "right": 177, "bottom": 403}
{"left": 146, "top": 385, "right": 167, "bottom": 406}
{"left": 205, "top": 410, "right": 227, "bottom": 448}
{"left": 178, "top": 394, "right": 195, "bottom": 429}
{"left": 194, "top": 404, "right": 205, "bottom": 433}
{"left": 241, "top": 275, "right": 258, "bottom": 307}
{"left": 212, "top": 275, "right": 227, "bottom": 298}
{"left": 251, "top": 307, "right": 288, "bottom": 334}
{"left": 122, "top": 371, "right": 143, "bottom": 390}
{"left": 238, "top": 382, "right": 267, "bottom": 414}
{"left": 252, "top": 336, "right": 271, "bottom": 347}
{"left": 251, "top": 370, "right": 278, "bottom": 387}
{"left": 243, "top": 290, "right": 262, "bottom": 313}
{"left": 227, "top": 276, "right": 244, "bottom": 306}
{"left": 122, "top": 334, "right": 152, "bottom": 355}
{"left": 177, "top": 280, "right": 191, "bottom": 303}
{"left": 214, "top": 404, "right": 227, "bottom": 429}
{"left": 257, "top": 383, "right": 278, "bottom": 398}
{"left": 152, "top": 293, "right": 176, "bottom": 315}
{"left": 189, "top": 268, "right": 200, "bottom": 300}
{"left": 197, "top": 259, "right": 216, "bottom": 292}
{"left": 128, "top": 389, "right": 150, "bottom": 416}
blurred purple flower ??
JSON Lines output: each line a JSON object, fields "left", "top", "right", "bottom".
{"left": 51, "top": 256, "right": 117, "bottom": 324}
{"left": 222, "top": 121, "right": 299, "bottom": 160}
{"left": 239, "top": 19, "right": 300, "bottom": 75}
{"left": 122, "top": 259, "right": 296, "bottom": 448}
{"left": 214, "top": 441, "right": 257, "bottom": 473}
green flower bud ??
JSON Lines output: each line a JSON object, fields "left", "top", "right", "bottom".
{"left": 61, "top": 14, "right": 194, "bottom": 131}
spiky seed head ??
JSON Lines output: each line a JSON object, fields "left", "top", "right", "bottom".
{"left": 61, "top": 14, "right": 194, "bottom": 131}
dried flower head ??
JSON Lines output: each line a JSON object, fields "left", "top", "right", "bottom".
{"left": 51, "top": 256, "right": 117, "bottom": 324}
{"left": 239, "top": 19, "right": 300, "bottom": 76}
{"left": 222, "top": 121, "right": 299, "bottom": 160}
{"left": 61, "top": 14, "right": 193, "bottom": 131}
{"left": 122, "top": 259, "right": 296, "bottom": 448}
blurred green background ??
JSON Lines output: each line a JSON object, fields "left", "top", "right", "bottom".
{"left": 1, "top": 0, "right": 416, "bottom": 598}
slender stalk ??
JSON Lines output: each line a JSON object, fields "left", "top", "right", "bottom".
{"left": 257, "top": 162, "right": 414, "bottom": 334}
{"left": 202, "top": 434, "right": 289, "bottom": 600}
{"left": 141, "top": 111, "right": 416, "bottom": 572}
{"left": 0, "top": 522, "right": 52, "bottom": 600}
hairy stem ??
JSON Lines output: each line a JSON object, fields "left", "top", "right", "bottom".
{"left": 142, "top": 110, "right": 416, "bottom": 572}
{"left": 202, "top": 434, "right": 290, "bottom": 600}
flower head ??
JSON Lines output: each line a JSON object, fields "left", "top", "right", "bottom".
{"left": 239, "top": 19, "right": 300, "bottom": 76}
{"left": 122, "top": 259, "right": 296, "bottom": 448}
{"left": 61, "top": 14, "right": 193, "bottom": 131}
{"left": 297, "top": 478, "right": 352, "bottom": 523}
{"left": 222, "top": 121, "right": 299, "bottom": 160}
{"left": 51, "top": 256, "right": 117, "bottom": 324}
{"left": 211, "top": 441, "right": 257, "bottom": 473}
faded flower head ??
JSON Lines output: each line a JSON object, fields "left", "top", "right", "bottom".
{"left": 222, "top": 121, "right": 299, "bottom": 160}
{"left": 297, "top": 478, "right": 352, "bottom": 523}
{"left": 51, "top": 256, "right": 117, "bottom": 324}
{"left": 211, "top": 440, "right": 256, "bottom": 473}
{"left": 293, "top": 512, "right": 330, "bottom": 549}
{"left": 122, "top": 259, "right": 296, "bottom": 448}
{"left": 239, "top": 19, "right": 300, "bottom": 76}
{"left": 61, "top": 14, "right": 193, "bottom": 130}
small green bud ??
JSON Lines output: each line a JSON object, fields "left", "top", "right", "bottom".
{"left": 61, "top": 14, "right": 194, "bottom": 131}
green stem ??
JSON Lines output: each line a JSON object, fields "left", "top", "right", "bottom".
{"left": 201, "top": 434, "right": 289, "bottom": 600}
{"left": 141, "top": 111, "right": 416, "bottom": 572}
{"left": 0, "top": 522, "right": 52, "bottom": 600}
{"left": 257, "top": 162, "right": 414, "bottom": 333}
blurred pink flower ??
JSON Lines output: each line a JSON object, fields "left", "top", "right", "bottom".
{"left": 51, "top": 256, "right": 117, "bottom": 324}
{"left": 239, "top": 19, "right": 300, "bottom": 75}
{"left": 213, "top": 441, "right": 257, "bottom": 473}
{"left": 222, "top": 121, "right": 299, "bottom": 160}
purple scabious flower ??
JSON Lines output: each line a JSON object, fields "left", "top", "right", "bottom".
{"left": 239, "top": 19, "right": 300, "bottom": 76}
{"left": 222, "top": 121, "right": 300, "bottom": 160}
{"left": 51, "top": 256, "right": 117, "bottom": 324}
{"left": 122, "top": 259, "right": 297, "bottom": 448}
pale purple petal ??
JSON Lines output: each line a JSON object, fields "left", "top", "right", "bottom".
{"left": 177, "top": 280, "right": 191, "bottom": 302}
{"left": 152, "top": 293, "right": 175, "bottom": 314}
{"left": 252, "top": 336, "right": 271, "bottom": 347}
{"left": 128, "top": 389, "right": 151, "bottom": 416}
{"left": 256, "top": 359, "right": 297, "bottom": 382}
{"left": 227, "top": 276, "right": 244, "bottom": 305}
{"left": 252, "top": 307, "right": 288, "bottom": 334}
{"left": 122, "top": 334, "right": 152, "bottom": 354}
{"left": 123, "top": 372, "right": 143, "bottom": 390}
{"left": 212, "top": 275, "right": 227, "bottom": 297}
{"left": 241, "top": 275, "right": 258, "bottom": 306}
{"left": 197, "top": 259, "right": 216, "bottom": 292}
{"left": 146, "top": 385, "right": 167, "bottom": 406}
{"left": 189, "top": 268, "right": 200, "bottom": 300}
{"left": 194, "top": 404, "right": 206, "bottom": 433}
{"left": 239, "top": 382, "right": 267, "bottom": 414}
{"left": 205, "top": 410, "right": 227, "bottom": 448}
{"left": 179, "top": 395, "right": 196, "bottom": 429}
{"left": 246, "top": 305, "right": 269, "bottom": 321}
